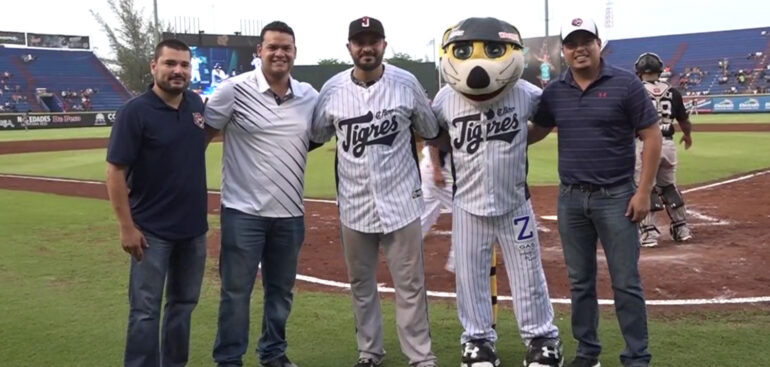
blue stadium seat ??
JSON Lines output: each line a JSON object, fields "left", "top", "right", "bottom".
{"left": 0, "top": 48, "right": 132, "bottom": 112}
{"left": 603, "top": 27, "right": 770, "bottom": 95}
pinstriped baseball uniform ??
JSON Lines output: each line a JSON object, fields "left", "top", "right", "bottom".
{"left": 312, "top": 64, "right": 439, "bottom": 233}
{"left": 205, "top": 69, "right": 318, "bottom": 217}
{"left": 311, "top": 64, "right": 439, "bottom": 366}
{"left": 432, "top": 79, "right": 559, "bottom": 344}
{"left": 419, "top": 145, "right": 453, "bottom": 238}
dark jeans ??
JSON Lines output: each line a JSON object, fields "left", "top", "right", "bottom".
{"left": 557, "top": 181, "right": 651, "bottom": 367}
{"left": 124, "top": 232, "right": 207, "bottom": 367}
{"left": 213, "top": 207, "right": 305, "bottom": 366}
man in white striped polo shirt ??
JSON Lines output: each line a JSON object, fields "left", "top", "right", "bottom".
{"left": 311, "top": 16, "right": 439, "bottom": 367}
{"left": 204, "top": 21, "right": 319, "bottom": 367}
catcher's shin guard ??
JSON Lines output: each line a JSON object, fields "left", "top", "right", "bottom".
{"left": 649, "top": 187, "right": 664, "bottom": 212}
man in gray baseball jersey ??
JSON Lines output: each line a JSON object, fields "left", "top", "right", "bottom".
{"left": 204, "top": 21, "right": 319, "bottom": 367}
{"left": 311, "top": 16, "right": 439, "bottom": 367}
{"left": 434, "top": 17, "right": 562, "bottom": 367}
{"left": 633, "top": 52, "right": 694, "bottom": 247}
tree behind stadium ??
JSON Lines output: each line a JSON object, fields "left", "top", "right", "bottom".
{"left": 91, "top": 0, "right": 163, "bottom": 94}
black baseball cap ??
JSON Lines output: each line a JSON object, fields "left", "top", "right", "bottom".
{"left": 442, "top": 17, "right": 523, "bottom": 48}
{"left": 348, "top": 16, "right": 385, "bottom": 40}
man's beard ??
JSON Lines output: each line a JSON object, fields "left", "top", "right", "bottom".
{"left": 156, "top": 77, "right": 188, "bottom": 95}
{"left": 354, "top": 53, "right": 383, "bottom": 72}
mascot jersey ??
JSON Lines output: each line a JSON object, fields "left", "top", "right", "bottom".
{"left": 432, "top": 79, "right": 541, "bottom": 216}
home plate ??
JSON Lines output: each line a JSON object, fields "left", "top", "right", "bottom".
{"left": 541, "top": 215, "right": 558, "bottom": 221}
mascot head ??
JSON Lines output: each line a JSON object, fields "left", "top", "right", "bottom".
{"left": 441, "top": 17, "right": 525, "bottom": 106}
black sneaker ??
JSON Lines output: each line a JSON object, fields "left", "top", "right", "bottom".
{"left": 566, "top": 356, "right": 600, "bottom": 367}
{"left": 261, "top": 354, "right": 297, "bottom": 367}
{"left": 461, "top": 339, "right": 501, "bottom": 367}
{"left": 353, "top": 357, "right": 381, "bottom": 367}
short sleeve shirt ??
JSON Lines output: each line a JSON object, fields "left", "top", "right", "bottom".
{"left": 106, "top": 87, "right": 208, "bottom": 240}
{"left": 533, "top": 60, "right": 659, "bottom": 185}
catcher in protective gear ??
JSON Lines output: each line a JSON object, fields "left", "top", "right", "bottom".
{"left": 633, "top": 52, "right": 694, "bottom": 247}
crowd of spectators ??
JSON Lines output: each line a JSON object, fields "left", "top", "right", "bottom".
{"left": 678, "top": 66, "right": 706, "bottom": 90}
{"left": 0, "top": 70, "right": 29, "bottom": 112}
{"left": 60, "top": 88, "right": 98, "bottom": 112}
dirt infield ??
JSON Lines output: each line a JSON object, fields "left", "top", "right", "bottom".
{"left": 1, "top": 127, "right": 769, "bottom": 308}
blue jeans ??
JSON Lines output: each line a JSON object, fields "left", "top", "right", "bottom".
{"left": 124, "top": 232, "right": 207, "bottom": 367}
{"left": 213, "top": 208, "right": 305, "bottom": 366}
{"left": 557, "top": 182, "right": 651, "bottom": 367}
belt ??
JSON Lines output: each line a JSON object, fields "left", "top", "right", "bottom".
{"left": 564, "top": 178, "right": 631, "bottom": 193}
{"left": 663, "top": 135, "right": 674, "bottom": 140}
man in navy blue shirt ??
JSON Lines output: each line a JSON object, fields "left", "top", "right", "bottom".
{"left": 106, "top": 39, "right": 208, "bottom": 367}
{"left": 529, "top": 17, "right": 662, "bottom": 367}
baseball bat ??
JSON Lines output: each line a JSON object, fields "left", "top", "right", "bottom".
{"left": 491, "top": 245, "right": 498, "bottom": 329}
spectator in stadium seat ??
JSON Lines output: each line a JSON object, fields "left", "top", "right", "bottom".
{"left": 718, "top": 73, "right": 729, "bottom": 84}
{"left": 106, "top": 39, "right": 208, "bottom": 367}
{"left": 737, "top": 72, "right": 746, "bottom": 84}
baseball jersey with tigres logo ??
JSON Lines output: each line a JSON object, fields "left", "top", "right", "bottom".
{"left": 311, "top": 64, "right": 440, "bottom": 233}
{"left": 643, "top": 80, "right": 687, "bottom": 138}
{"left": 432, "top": 79, "right": 541, "bottom": 217}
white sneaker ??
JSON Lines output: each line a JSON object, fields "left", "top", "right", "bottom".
{"left": 640, "top": 227, "right": 660, "bottom": 247}
{"left": 671, "top": 224, "right": 693, "bottom": 242}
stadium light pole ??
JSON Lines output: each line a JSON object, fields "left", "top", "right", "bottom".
{"left": 153, "top": 0, "right": 160, "bottom": 43}
{"left": 544, "top": 0, "right": 549, "bottom": 37}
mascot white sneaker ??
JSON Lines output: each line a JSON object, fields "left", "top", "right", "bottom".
{"left": 433, "top": 17, "right": 563, "bottom": 367}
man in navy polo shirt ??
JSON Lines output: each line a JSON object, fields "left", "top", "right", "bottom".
{"left": 106, "top": 39, "right": 208, "bottom": 367}
{"left": 529, "top": 17, "right": 662, "bottom": 367}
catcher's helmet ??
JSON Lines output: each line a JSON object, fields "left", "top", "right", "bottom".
{"left": 634, "top": 52, "right": 664, "bottom": 74}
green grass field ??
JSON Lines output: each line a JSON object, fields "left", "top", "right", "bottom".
{"left": 1, "top": 121, "right": 769, "bottom": 366}
{"left": 1, "top": 133, "right": 768, "bottom": 198}
{"left": 1, "top": 191, "right": 768, "bottom": 367}
{"left": 0, "top": 126, "right": 113, "bottom": 142}
{"left": 690, "top": 113, "right": 770, "bottom": 124}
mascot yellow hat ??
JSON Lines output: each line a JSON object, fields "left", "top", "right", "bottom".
{"left": 441, "top": 17, "right": 525, "bottom": 106}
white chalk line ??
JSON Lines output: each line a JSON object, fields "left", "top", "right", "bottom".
{"left": 0, "top": 173, "right": 340, "bottom": 204}
{"left": 3, "top": 170, "right": 770, "bottom": 306}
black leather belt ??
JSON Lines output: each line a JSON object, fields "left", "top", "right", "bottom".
{"left": 565, "top": 178, "right": 631, "bottom": 193}
{"left": 663, "top": 136, "right": 674, "bottom": 140}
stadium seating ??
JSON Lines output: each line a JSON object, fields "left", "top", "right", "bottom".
{"left": 0, "top": 47, "right": 132, "bottom": 112}
{"left": 603, "top": 27, "right": 770, "bottom": 95}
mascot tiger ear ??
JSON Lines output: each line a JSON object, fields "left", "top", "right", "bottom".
{"left": 441, "top": 17, "right": 525, "bottom": 106}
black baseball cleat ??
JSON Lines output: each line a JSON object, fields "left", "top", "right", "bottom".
{"left": 461, "top": 339, "right": 501, "bottom": 367}
{"left": 523, "top": 337, "right": 564, "bottom": 366}
{"left": 565, "top": 356, "right": 600, "bottom": 367}
{"left": 353, "top": 357, "right": 381, "bottom": 367}
{"left": 261, "top": 354, "right": 297, "bottom": 367}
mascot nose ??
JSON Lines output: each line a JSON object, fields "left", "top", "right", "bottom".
{"left": 467, "top": 66, "right": 490, "bottom": 89}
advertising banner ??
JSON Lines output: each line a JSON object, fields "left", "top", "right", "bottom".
{"left": 0, "top": 31, "right": 26, "bottom": 45}
{"left": 0, "top": 111, "right": 115, "bottom": 130}
{"left": 26, "top": 33, "right": 90, "bottom": 50}
{"left": 683, "top": 95, "right": 770, "bottom": 113}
